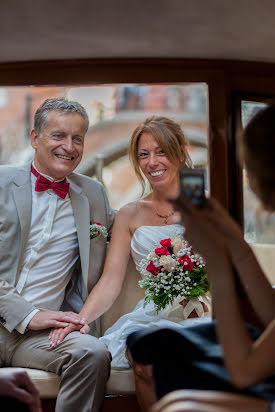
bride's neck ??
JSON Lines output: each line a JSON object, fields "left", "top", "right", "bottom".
{"left": 151, "top": 192, "right": 166, "bottom": 203}
{"left": 151, "top": 187, "right": 176, "bottom": 203}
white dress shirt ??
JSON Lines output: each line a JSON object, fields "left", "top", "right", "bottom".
{"left": 16, "top": 164, "right": 80, "bottom": 333}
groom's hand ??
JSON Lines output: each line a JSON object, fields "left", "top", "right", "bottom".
{"left": 27, "top": 310, "right": 86, "bottom": 331}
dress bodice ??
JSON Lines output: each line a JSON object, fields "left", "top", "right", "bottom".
{"left": 131, "top": 224, "right": 184, "bottom": 276}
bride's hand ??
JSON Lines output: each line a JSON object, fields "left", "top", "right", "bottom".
{"left": 49, "top": 323, "right": 78, "bottom": 348}
{"left": 179, "top": 300, "right": 208, "bottom": 318}
{"left": 49, "top": 321, "right": 90, "bottom": 348}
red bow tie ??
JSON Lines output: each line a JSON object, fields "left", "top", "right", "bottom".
{"left": 31, "top": 164, "right": 70, "bottom": 199}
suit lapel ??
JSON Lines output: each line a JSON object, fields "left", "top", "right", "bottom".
{"left": 12, "top": 164, "right": 32, "bottom": 273}
{"left": 69, "top": 181, "right": 90, "bottom": 289}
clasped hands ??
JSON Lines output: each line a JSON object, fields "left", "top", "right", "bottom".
{"left": 47, "top": 315, "right": 90, "bottom": 349}
{"left": 26, "top": 310, "right": 89, "bottom": 348}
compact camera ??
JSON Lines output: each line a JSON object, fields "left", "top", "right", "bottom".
{"left": 179, "top": 168, "right": 206, "bottom": 207}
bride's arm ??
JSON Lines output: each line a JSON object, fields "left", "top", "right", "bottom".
{"left": 49, "top": 205, "right": 134, "bottom": 346}
{"left": 79, "top": 207, "right": 133, "bottom": 323}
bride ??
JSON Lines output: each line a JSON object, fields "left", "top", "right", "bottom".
{"left": 49, "top": 116, "right": 211, "bottom": 408}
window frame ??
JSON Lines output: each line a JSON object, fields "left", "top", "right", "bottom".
{"left": 1, "top": 57, "right": 275, "bottom": 221}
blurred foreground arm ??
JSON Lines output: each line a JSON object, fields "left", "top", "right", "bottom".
{"left": 0, "top": 370, "right": 42, "bottom": 412}
{"left": 170, "top": 195, "right": 275, "bottom": 387}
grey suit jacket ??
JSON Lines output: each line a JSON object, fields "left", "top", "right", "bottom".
{"left": 0, "top": 162, "right": 116, "bottom": 335}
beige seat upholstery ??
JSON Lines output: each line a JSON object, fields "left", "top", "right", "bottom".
{"left": 2, "top": 366, "right": 136, "bottom": 398}
{"left": 1, "top": 243, "right": 274, "bottom": 399}
{"left": 2, "top": 367, "right": 60, "bottom": 399}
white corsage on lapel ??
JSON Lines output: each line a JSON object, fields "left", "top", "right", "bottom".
{"left": 90, "top": 220, "right": 108, "bottom": 241}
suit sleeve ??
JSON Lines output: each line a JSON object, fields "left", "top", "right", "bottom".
{"left": 0, "top": 169, "right": 38, "bottom": 332}
{"left": 0, "top": 279, "right": 37, "bottom": 332}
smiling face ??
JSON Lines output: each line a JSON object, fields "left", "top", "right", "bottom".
{"left": 30, "top": 111, "right": 86, "bottom": 181}
{"left": 137, "top": 132, "right": 180, "bottom": 191}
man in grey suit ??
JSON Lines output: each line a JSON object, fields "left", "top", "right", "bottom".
{"left": 0, "top": 98, "right": 116, "bottom": 412}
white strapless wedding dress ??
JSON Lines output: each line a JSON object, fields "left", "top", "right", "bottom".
{"left": 99, "top": 224, "right": 211, "bottom": 369}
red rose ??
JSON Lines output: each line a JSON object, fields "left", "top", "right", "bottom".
{"left": 160, "top": 238, "right": 172, "bottom": 247}
{"left": 146, "top": 261, "right": 161, "bottom": 276}
{"left": 178, "top": 255, "right": 194, "bottom": 271}
{"left": 155, "top": 246, "right": 170, "bottom": 256}
{"left": 90, "top": 221, "right": 101, "bottom": 234}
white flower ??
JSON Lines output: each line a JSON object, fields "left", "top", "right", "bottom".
{"left": 147, "top": 251, "right": 156, "bottom": 261}
{"left": 159, "top": 256, "right": 177, "bottom": 272}
{"left": 171, "top": 236, "right": 185, "bottom": 255}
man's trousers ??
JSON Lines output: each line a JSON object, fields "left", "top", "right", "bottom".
{"left": 0, "top": 325, "right": 111, "bottom": 412}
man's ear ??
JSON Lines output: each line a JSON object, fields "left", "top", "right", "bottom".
{"left": 30, "top": 129, "right": 39, "bottom": 150}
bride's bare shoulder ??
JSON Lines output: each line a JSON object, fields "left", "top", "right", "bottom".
{"left": 118, "top": 199, "right": 152, "bottom": 223}
{"left": 118, "top": 198, "right": 153, "bottom": 233}
{"left": 118, "top": 200, "right": 147, "bottom": 219}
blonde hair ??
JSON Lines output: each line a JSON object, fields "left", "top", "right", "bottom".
{"left": 128, "top": 116, "right": 192, "bottom": 195}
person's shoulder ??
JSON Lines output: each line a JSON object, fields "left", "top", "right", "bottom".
{"left": 69, "top": 172, "right": 105, "bottom": 192}
{"left": 117, "top": 200, "right": 145, "bottom": 221}
{"left": 112, "top": 202, "right": 138, "bottom": 231}
{"left": 0, "top": 163, "right": 24, "bottom": 174}
{"left": 119, "top": 200, "right": 137, "bottom": 214}
{"left": 0, "top": 163, "right": 28, "bottom": 186}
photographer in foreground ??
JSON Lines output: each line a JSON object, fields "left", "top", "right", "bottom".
{"left": 127, "top": 104, "right": 275, "bottom": 412}
{"left": 0, "top": 369, "right": 41, "bottom": 412}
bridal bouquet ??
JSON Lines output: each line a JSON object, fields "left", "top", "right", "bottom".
{"left": 138, "top": 235, "right": 209, "bottom": 314}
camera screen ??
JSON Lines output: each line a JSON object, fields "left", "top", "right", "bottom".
{"left": 181, "top": 175, "right": 204, "bottom": 198}
{"left": 179, "top": 170, "right": 206, "bottom": 207}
